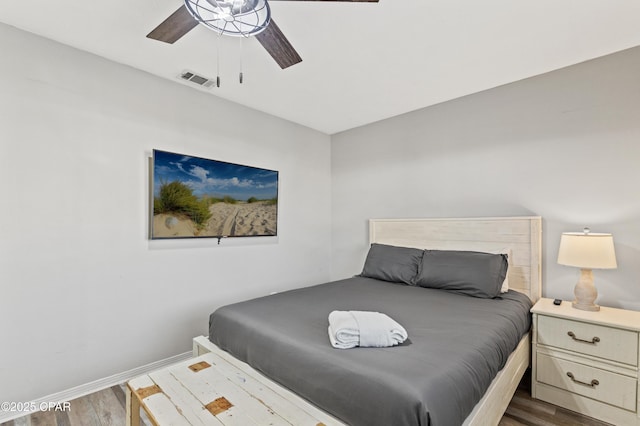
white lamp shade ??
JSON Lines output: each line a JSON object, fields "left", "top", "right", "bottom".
{"left": 557, "top": 232, "right": 617, "bottom": 269}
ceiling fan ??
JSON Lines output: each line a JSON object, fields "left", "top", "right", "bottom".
{"left": 147, "top": 0, "right": 379, "bottom": 70}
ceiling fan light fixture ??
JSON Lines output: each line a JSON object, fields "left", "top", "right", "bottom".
{"left": 184, "top": 0, "right": 271, "bottom": 37}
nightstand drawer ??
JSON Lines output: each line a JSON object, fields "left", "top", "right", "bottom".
{"left": 537, "top": 315, "right": 638, "bottom": 365}
{"left": 537, "top": 353, "right": 637, "bottom": 411}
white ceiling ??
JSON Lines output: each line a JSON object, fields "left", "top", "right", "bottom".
{"left": 1, "top": 0, "right": 640, "bottom": 134}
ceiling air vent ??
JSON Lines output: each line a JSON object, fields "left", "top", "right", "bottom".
{"left": 178, "top": 70, "right": 216, "bottom": 88}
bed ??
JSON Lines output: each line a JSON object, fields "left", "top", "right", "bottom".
{"left": 196, "top": 216, "right": 542, "bottom": 426}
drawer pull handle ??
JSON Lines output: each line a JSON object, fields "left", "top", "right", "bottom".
{"left": 567, "top": 331, "right": 600, "bottom": 344}
{"left": 566, "top": 372, "right": 599, "bottom": 388}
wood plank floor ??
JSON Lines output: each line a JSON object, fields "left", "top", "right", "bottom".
{"left": 498, "top": 388, "right": 612, "bottom": 426}
{"left": 1, "top": 375, "right": 612, "bottom": 426}
{"left": 0, "top": 385, "right": 150, "bottom": 426}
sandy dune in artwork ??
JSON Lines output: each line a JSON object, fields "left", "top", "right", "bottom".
{"left": 153, "top": 201, "right": 277, "bottom": 238}
{"left": 206, "top": 202, "right": 277, "bottom": 237}
{"left": 153, "top": 214, "right": 197, "bottom": 238}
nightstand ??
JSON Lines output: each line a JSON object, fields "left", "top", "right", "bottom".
{"left": 531, "top": 298, "right": 640, "bottom": 425}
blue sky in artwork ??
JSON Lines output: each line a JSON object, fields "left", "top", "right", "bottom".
{"left": 153, "top": 150, "right": 278, "bottom": 201}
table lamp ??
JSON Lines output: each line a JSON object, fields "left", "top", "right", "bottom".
{"left": 557, "top": 228, "right": 617, "bottom": 311}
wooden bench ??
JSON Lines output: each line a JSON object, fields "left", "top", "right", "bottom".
{"left": 126, "top": 345, "right": 342, "bottom": 426}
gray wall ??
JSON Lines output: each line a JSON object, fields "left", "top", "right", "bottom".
{"left": 0, "top": 23, "right": 332, "bottom": 403}
{"left": 331, "top": 46, "right": 640, "bottom": 311}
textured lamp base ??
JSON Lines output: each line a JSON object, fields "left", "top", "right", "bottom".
{"left": 572, "top": 300, "right": 600, "bottom": 311}
{"left": 573, "top": 268, "right": 600, "bottom": 312}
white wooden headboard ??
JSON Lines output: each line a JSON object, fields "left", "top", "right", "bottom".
{"left": 369, "top": 216, "right": 542, "bottom": 303}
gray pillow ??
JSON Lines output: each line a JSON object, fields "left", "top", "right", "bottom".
{"left": 360, "top": 243, "right": 424, "bottom": 285}
{"left": 415, "top": 250, "right": 508, "bottom": 298}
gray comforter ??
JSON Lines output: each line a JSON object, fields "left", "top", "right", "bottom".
{"left": 209, "top": 277, "right": 532, "bottom": 426}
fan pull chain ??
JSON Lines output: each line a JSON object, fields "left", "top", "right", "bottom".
{"left": 239, "top": 35, "right": 244, "bottom": 84}
{"left": 216, "top": 32, "right": 221, "bottom": 87}
{"left": 239, "top": 3, "right": 244, "bottom": 85}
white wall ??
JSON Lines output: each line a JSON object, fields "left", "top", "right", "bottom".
{"left": 0, "top": 23, "right": 331, "bottom": 402}
{"left": 2, "top": 17, "right": 640, "bottom": 407}
{"left": 331, "top": 46, "right": 640, "bottom": 311}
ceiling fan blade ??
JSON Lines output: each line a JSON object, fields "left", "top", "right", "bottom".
{"left": 256, "top": 19, "right": 303, "bottom": 69}
{"left": 147, "top": 5, "right": 198, "bottom": 44}
{"left": 269, "top": 0, "right": 379, "bottom": 2}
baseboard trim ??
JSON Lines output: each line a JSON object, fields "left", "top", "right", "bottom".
{"left": 0, "top": 351, "right": 192, "bottom": 423}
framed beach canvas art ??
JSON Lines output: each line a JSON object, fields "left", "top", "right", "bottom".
{"left": 150, "top": 150, "right": 278, "bottom": 239}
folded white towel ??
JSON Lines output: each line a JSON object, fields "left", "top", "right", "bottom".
{"left": 328, "top": 310, "right": 408, "bottom": 349}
